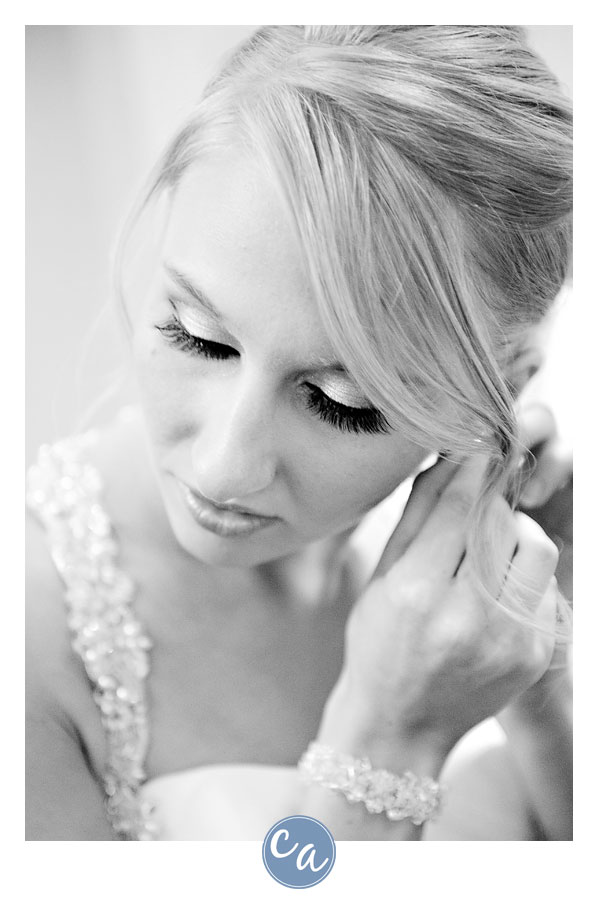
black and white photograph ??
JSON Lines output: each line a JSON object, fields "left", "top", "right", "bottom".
{"left": 25, "top": 25, "right": 574, "bottom": 852}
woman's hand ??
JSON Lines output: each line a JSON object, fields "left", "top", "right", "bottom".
{"left": 498, "top": 397, "right": 572, "bottom": 724}
{"left": 319, "top": 456, "right": 559, "bottom": 771}
{"left": 516, "top": 401, "right": 572, "bottom": 603}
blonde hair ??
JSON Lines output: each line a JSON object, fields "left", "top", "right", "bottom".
{"left": 118, "top": 26, "right": 572, "bottom": 635}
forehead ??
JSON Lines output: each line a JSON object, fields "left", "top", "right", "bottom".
{"left": 163, "top": 151, "right": 335, "bottom": 364}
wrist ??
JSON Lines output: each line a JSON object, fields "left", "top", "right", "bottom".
{"left": 319, "top": 674, "right": 450, "bottom": 779}
{"left": 498, "top": 670, "right": 572, "bottom": 731}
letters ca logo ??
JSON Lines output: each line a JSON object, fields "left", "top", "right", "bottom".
{"left": 262, "top": 815, "right": 336, "bottom": 888}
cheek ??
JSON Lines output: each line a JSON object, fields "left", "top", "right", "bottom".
{"left": 133, "top": 328, "right": 195, "bottom": 444}
{"left": 293, "top": 440, "right": 430, "bottom": 531}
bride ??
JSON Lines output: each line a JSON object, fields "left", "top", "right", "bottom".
{"left": 26, "top": 25, "right": 572, "bottom": 841}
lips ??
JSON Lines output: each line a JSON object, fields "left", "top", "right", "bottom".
{"left": 176, "top": 480, "right": 278, "bottom": 538}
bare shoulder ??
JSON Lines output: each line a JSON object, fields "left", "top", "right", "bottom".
{"left": 24, "top": 412, "right": 159, "bottom": 839}
{"left": 26, "top": 512, "right": 118, "bottom": 839}
{"left": 26, "top": 410, "right": 178, "bottom": 760}
{"left": 26, "top": 509, "right": 91, "bottom": 721}
{"left": 25, "top": 407, "right": 164, "bottom": 741}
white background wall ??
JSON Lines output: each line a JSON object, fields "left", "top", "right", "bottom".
{"left": 25, "top": 25, "right": 573, "bottom": 461}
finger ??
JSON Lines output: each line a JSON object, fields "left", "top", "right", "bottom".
{"left": 519, "top": 438, "right": 572, "bottom": 508}
{"left": 501, "top": 512, "right": 559, "bottom": 615}
{"left": 455, "top": 494, "right": 517, "bottom": 595}
{"left": 373, "top": 456, "right": 461, "bottom": 578}
{"left": 516, "top": 402, "right": 557, "bottom": 451}
{"left": 534, "top": 577, "right": 559, "bottom": 649}
{"left": 399, "top": 455, "right": 489, "bottom": 578}
{"left": 530, "top": 577, "right": 559, "bottom": 675}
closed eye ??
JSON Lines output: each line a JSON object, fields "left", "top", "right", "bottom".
{"left": 155, "top": 315, "right": 238, "bottom": 361}
{"left": 303, "top": 383, "right": 391, "bottom": 436}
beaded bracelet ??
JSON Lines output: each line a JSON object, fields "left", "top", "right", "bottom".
{"left": 298, "top": 741, "right": 444, "bottom": 826}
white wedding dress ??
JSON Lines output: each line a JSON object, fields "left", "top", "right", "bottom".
{"left": 26, "top": 428, "right": 534, "bottom": 841}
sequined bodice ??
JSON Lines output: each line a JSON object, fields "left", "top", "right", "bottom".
{"left": 26, "top": 433, "right": 158, "bottom": 840}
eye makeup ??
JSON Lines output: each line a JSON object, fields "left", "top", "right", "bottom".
{"left": 176, "top": 304, "right": 227, "bottom": 342}
{"left": 155, "top": 317, "right": 237, "bottom": 361}
{"left": 154, "top": 299, "right": 391, "bottom": 437}
{"left": 303, "top": 384, "right": 391, "bottom": 435}
{"left": 155, "top": 297, "right": 238, "bottom": 360}
{"left": 311, "top": 376, "right": 371, "bottom": 409}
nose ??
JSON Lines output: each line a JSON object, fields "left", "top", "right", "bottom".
{"left": 191, "top": 380, "right": 278, "bottom": 506}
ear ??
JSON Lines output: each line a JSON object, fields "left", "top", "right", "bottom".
{"left": 506, "top": 343, "right": 545, "bottom": 398}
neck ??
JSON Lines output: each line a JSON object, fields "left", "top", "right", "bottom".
{"left": 252, "top": 527, "right": 359, "bottom": 609}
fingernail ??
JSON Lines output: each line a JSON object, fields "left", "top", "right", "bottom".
{"left": 520, "top": 479, "right": 546, "bottom": 507}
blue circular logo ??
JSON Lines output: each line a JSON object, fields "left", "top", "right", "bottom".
{"left": 262, "top": 815, "right": 336, "bottom": 888}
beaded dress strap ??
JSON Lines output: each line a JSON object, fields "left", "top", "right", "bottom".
{"left": 26, "top": 433, "right": 158, "bottom": 840}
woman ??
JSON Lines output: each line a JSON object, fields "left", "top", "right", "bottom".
{"left": 26, "top": 25, "right": 572, "bottom": 841}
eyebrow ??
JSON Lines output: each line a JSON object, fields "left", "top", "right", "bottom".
{"left": 163, "top": 260, "right": 351, "bottom": 377}
{"left": 164, "top": 262, "right": 223, "bottom": 320}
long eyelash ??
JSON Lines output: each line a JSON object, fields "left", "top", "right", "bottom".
{"left": 155, "top": 316, "right": 237, "bottom": 361}
{"left": 305, "top": 384, "right": 391, "bottom": 436}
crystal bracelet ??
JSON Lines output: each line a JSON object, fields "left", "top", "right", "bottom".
{"left": 298, "top": 741, "right": 444, "bottom": 826}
